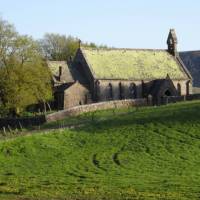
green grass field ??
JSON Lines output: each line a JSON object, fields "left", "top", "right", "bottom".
{"left": 0, "top": 101, "right": 200, "bottom": 200}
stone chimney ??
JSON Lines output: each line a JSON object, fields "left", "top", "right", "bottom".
{"left": 167, "top": 29, "right": 178, "bottom": 57}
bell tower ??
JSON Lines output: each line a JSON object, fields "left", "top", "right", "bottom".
{"left": 167, "top": 29, "right": 178, "bottom": 57}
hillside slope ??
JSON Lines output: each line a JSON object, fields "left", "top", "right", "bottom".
{"left": 0, "top": 102, "right": 200, "bottom": 200}
{"left": 180, "top": 51, "right": 200, "bottom": 93}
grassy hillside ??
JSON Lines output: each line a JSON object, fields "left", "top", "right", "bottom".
{"left": 0, "top": 102, "right": 200, "bottom": 200}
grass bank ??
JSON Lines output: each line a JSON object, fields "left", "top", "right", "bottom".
{"left": 0, "top": 101, "right": 200, "bottom": 199}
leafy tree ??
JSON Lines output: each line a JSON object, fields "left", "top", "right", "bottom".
{"left": 39, "top": 33, "right": 108, "bottom": 61}
{"left": 0, "top": 18, "right": 52, "bottom": 116}
{"left": 39, "top": 33, "right": 79, "bottom": 61}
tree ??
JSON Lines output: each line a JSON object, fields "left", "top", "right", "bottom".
{"left": 39, "top": 33, "right": 109, "bottom": 61}
{"left": 0, "top": 18, "right": 53, "bottom": 116}
{"left": 39, "top": 33, "right": 79, "bottom": 61}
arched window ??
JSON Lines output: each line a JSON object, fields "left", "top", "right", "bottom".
{"left": 95, "top": 80, "right": 100, "bottom": 101}
{"left": 108, "top": 83, "right": 113, "bottom": 100}
{"left": 164, "top": 89, "right": 171, "bottom": 96}
{"left": 186, "top": 81, "right": 190, "bottom": 95}
{"left": 177, "top": 83, "right": 181, "bottom": 95}
{"left": 119, "top": 82, "right": 125, "bottom": 99}
{"left": 129, "top": 83, "right": 137, "bottom": 99}
{"left": 141, "top": 80, "right": 145, "bottom": 97}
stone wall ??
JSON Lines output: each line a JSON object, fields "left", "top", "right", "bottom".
{"left": 186, "top": 94, "right": 200, "bottom": 100}
{"left": 161, "top": 94, "right": 200, "bottom": 105}
{"left": 46, "top": 98, "right": 148, "bottom": 122}
{"left": 95, "top": 79, "right": 190, "bottom": 102}
{"left": 96, "top": 80, "right": 143, "bottom": 102}
{"left": 64, "top": 82, "right": 91, "bottom": 109}
{"left": 161, "top": 96, "right": 186, "bottom": 105}
{"left": 172, "top": 80, "right": 192, "bottom": 95}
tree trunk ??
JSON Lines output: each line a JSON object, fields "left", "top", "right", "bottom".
{"left": 43, "top": 101, "right": 46, "bottom": 114}
{"left": 47, "top": 102, "right": 52, "bottom": 112}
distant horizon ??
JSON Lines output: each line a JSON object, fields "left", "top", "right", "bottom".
{"left": 1, "top": 0, "right": 200, "bottom": 51}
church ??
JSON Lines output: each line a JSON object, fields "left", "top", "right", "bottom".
{"left": 47, "top": 29, "right": 192, "bottom": 110}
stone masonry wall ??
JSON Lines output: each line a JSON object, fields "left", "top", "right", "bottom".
{"left": 64, "top": 82, "right": 91, "bottom": 109}
{"left": 46, "top": 98, "right": 148, "bottom": 122}
{"left": 97, "top": 80, "right": 143, "bottom": 102}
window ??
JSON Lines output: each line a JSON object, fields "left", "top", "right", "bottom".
{"left": 186, "top": 81, "right": 190, "bottom": 95}
{"left": 119, "top": 82, "right": 125, "bottom": 99}
{"left": 108, "top": 83, "right": 113, "bottom": 100}
{"left": 177, "top": 83, "right": 181, "bottom": 95}
{"left": 95, "top": 81, "right": 100, "bottom": 101}
{"left": 129, "top": 83, "right": 137, "bottom": 99}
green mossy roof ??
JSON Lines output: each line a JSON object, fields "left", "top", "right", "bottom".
{"left": 47, "top": 61, "right": 74, "bottom": 83}
{"left": 81, "top": 48, "right": 187, "bottom": 80}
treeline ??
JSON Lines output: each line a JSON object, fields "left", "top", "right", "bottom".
{"left": 39, "top": 34, "right": 108, "bottom": 61}
{"left": 0, "top": 17, "right": 107, "bottom": 117}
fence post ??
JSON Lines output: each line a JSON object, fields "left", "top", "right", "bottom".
{"left": 3, "top": 127, "right": 6, "bottom": 135}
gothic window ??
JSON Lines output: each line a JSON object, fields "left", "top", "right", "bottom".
{"left": 95, "top": 80, "right": 100, "bottom": 101}
{"left": 129, "top": 83, "right": 137, "bottom": 99}
{"left": 141, "top": 80, "right": 145, "bottom": 97}
{"left": 108, "top": 83, "right": 113, "bottom": 100}
{"left": 177, "top": 83, "right": 181, "bottom": 95}
{"left": 186, "top": 81, "right": 190, "bottom": 95}
{"left": 119, "top": 82, "right": 125, "bottom": 99}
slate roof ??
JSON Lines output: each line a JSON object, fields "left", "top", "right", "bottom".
{"left": 47, "top": 61, "right": 74, "bottom": 83}
{"left": 81, "top": 47, "right": 188, "bottom": 80}
{"left": 47, "top": 60, "right": 89, "bottom": 86}
{"left": 179, "top": 51, "right": 200, "bottom": 88}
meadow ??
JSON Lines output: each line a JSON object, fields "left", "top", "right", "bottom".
{"left": 0, "top": 101, "right": 200, "bottom": 199}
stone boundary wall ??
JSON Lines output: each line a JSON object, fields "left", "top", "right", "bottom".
{"left": 1, "top": 94, "right": 200, "bottom": 129}
{"left": 46, "top": 99, "right": 148, "bottom": 122}
{"left": 162, "top": 96, "right": 185, "bottom": 104}
{"left": 162, "top": 94, "right": 200, "bottom": 105}
{"left": 186, "top": 94, "right": 200, "bottom": 101}
{"left": 0, "top": 115, "right": 46, "bottom": 129}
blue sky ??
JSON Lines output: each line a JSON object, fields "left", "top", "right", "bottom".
{"left": 0, "top": 0, "right": 199, "bottom": 51}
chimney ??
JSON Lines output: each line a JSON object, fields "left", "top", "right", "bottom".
{"left": 167, "top": 29, "right": 178, "bottom": 57}
{"left": 59, "top": 66, "right": 62, "bottom": 81}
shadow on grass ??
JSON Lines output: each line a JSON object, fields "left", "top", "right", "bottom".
{"left": 73, "top": 103, "right": 200, "bottom": 134}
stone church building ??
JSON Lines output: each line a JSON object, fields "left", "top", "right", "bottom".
{"left": 47, "top": 29, "right": 192, "bottom": 110}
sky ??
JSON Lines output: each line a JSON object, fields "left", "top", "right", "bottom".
{"left": 0, "top": 0, "right": 199, "bottom": 51}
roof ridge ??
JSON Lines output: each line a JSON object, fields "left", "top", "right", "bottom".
{"left": 81, "top": 47, "right": 167, "bottom": 51}
{"left": 180, "top": 50, "right": 200, "bottom": 53}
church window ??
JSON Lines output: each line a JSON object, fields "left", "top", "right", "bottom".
{"left": 177, "top": 83, "right": 181, "bottom": 95}
{"left": 95, "top": 80, "right": 100, "bottom": 101}
{"left": 119, "top": 82, "right": 125, "bottom": 99}
{"left": 108, "top": 83, "right": 113, "bottom": 100}
{"left": 129, "top": 83, "right": 137, "bottom": 99}
{"left": 186, "top": 81, "right": 190, "bottom": 95}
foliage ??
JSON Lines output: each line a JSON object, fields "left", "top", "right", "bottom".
{"left": 39, "top": 33, "right": 108, "bottom": 61}
{"left": 0, "top": 18, "right": 53, "bottom": 116}
{"left": 0, "top": 101, "right": 200, "bottom": 199}
{"left": 39, "top": 34, "right": 80, "bottom": 61}
{"left": 82, "top": 48, "right": 187, "bottom": 80}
